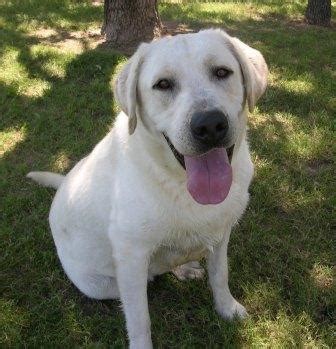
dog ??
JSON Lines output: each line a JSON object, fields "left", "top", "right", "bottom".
{"left": 27, "top": 29, "right": 268, "bottom": 348}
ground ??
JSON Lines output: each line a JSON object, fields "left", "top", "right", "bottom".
{"left": 0, "top": 0, "right": 335, "bottom": 347}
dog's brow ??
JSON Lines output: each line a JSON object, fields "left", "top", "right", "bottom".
{"left": 151, "top": 67, "right": 176, "bottom": 83}
{"left": 203, "top": 54, "right": 232, "bottom": 70}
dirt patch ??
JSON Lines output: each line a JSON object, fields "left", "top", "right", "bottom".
{"left": 30, "top": 28, "right": 104, "bottom": 53}
{"left": 91, "top": 0, "right": 103, "bottom": 6}
{"left": 162, "top": 21, "right": 195, "bottom": 36}
{"left": 287, "top": 18, "right": 336, "bottom": 30}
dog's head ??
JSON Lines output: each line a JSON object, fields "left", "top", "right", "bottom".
{"left": 114, "top": 29, "right": 268, "bottom": 205}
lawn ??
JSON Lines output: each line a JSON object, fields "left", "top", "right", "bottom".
{"left": 1, "top": 0, "right": 335, "bottom": 347}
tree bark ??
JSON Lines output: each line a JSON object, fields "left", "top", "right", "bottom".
{"left": 305, "top": 0, "right": 331, "bottom": 26}
{"left": 102, "top": 0, "right": 162, "bottom": 54}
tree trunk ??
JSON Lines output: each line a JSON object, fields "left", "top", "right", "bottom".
{"left": 102, "top": 0, "right": 162, "bottom": 54}
{"left": 305, "top": 0, "right": 331, "bottom": 26}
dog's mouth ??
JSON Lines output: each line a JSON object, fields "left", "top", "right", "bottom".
{"left": 163, "top": 134, "right": 234, "bottom": 205}
{"left": 163, "top": 134, "right": 234, "bottom": 169}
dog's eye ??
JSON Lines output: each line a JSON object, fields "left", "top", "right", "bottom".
{"left": 214, "top": 67, "right": 232, "bottom": 79}
{"left": 154, "top": 79, "right": 173, "bottom": 90}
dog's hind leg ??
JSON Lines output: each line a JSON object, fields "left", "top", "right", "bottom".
{"left": 172, "top": 261, "right": 205, "bottom": 281}
{"left": 70, "top": 273, "right": 120, "bottom": 300}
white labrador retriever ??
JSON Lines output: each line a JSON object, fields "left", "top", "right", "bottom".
{"left": 28, "top": 29, "right": 268, "bottom": 348}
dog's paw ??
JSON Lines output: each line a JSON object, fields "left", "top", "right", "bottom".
{"left": 216, "top": 299, "right": 248, "bottom": 320}
{"left": 172, "top": 261, "right": 205, "bottom": 281}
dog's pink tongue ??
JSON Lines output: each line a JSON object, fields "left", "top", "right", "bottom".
{"left": 184, "top": 148, "right": 232, "bottom": 205}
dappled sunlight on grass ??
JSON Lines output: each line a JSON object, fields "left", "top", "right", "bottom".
{"left": 160, "top": 0, "right": 308, "bottom": 28}
{"left": 310, "top": 264, "right": 334, "bottom": 290}
{"left": 0, "top": 0, "right": 103, "bottom": 33}
{"left": 287, "top": 127, "right": 324, "bottom": 158}
{"left": 244, "top": 282, "right": 284, "bottom": 316}
{"left": 51, "top": 150, "right": 72, "bottom": 173}
{"left": 0, "top": 49, "right": 50, "bottom": 98}
{"left": 242, "top": 310, "right": 327, "bottom": 348}
{"left": 0, "top": 45, "right": 75, "bottom": 98}
{"left": 29, "top": 45, "right": 75, "bottom": 78}
{"left": 29, "top": 28, "right": 105, "bottom": 54}
{"left": 0, "top": 299, "right": 28, "bottom": 346}
{"left": 0, "top": 126, "right": 27, "bottom": 157}
{"left": 270, "top": 72, "right": 315, "bottom": 95}
{"left": 22, "top": 80, "right": 51, "bottom": 98}
{"left": 249, "top": 107, "right": 334, "bottom": 167}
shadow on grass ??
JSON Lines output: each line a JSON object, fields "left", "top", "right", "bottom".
{"left": 0, "top": 40, "right": 121, "bottom": 161}
{"left": 1, "top": 1, "right": 335, "bottom": 347}
{"left": 0, "top": 0, "right": 102, "bottom": 33}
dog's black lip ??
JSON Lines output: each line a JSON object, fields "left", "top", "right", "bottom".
{"left": 227, "top": 144, "right": 235, "bottom": 163}
{"left": 163, "top": 134, "right": 186, "bottom": 169}
{"left": 163, "top": 134, "right": 235, "bottom": 169}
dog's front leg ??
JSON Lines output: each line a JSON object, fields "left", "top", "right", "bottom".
{"left": 207, "top": 231, "right": 247, "bottom": 320}
{"left": 113, "top": 239, "right": 153, "bottom": 349}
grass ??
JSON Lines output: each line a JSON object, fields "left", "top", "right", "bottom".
{"left": 1, "top": 0, "right": 335, "bottom": 347}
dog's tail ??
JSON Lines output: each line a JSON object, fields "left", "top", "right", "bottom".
{"left": 27, "top": 171, "right": 65, "bottom": 190}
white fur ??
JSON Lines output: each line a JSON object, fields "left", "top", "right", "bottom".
{"left": 28, "top": 30, "right": 267, "bottom": 348}
{"left": 27, "top": 171, "right": 64, "bottom": 189}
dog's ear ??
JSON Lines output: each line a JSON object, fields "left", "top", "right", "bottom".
{"left": 114, "top": 43, "right": 148, "bottom": 135}
{"left": 229, "top": 37, "right": 268, "bottom": 112}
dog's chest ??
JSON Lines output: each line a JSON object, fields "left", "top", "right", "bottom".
{"left": 162, "top": 223, "right": 224, "bottom": 249}
{"left": 142, "top": 192, "right": 237, "bottom": 249}
{"left": 148, "top": 224, "right": 225, "bottom": 276}
{"left": 149, "top": 211, "right": 223, "bottom": 261}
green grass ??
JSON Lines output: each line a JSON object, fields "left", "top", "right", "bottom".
{"left": 1, "top": 0, "right": 335, "bottom": 347}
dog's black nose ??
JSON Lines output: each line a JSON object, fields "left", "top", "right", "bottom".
{"left": 190, "top": 110, "right": 229, "bottom": 146}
